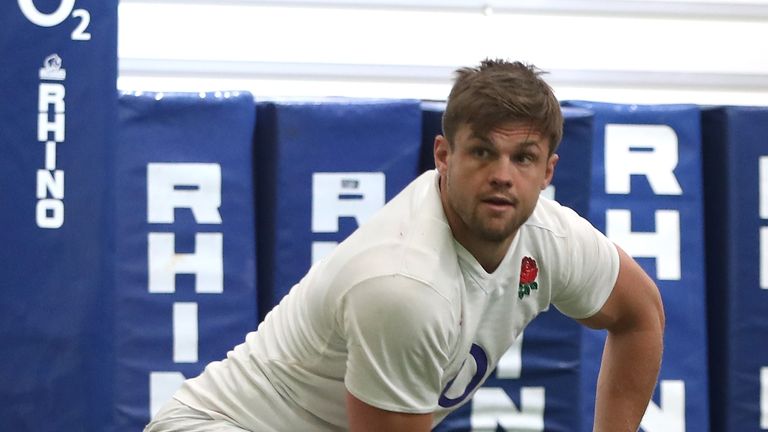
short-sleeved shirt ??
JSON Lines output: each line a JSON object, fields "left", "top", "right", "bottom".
{"left": 174, "top": 169, "right": 619, "bottom": 431}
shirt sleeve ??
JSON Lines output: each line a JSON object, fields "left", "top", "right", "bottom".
{"left": 338, "top": 274, "right": 455, "bottom": 413}
{"left": 551, "top": 211, "right": 620, "bottom": 319}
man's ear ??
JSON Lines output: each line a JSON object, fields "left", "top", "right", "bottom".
{"left": 542, "top": 153, "right": 559, "bottom": 189}
{"left": 434, "top": 135, "right": 450, "bottom": 175}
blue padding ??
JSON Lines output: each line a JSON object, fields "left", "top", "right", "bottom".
{"left": 702, "top": 106, "right": 768, "bottom": 432}
{"left": 254, "top": 99, "right": 422, "bottom": 320}
{"left": 434, "top": 107, "right": 595, "bottom": 431}
{"left": 554, "top": 107, "right": 594, "bottom": 218}
{"left": 0, "top": 2, "right": 117, "bottom": 431}
{"left": 566, "top": 101, "right": 709, "bottom": 432}
{"left": 114, "top": 91, "right": 257, "bottom": 430}
{"left": 420, "top": 101, "right": 445, "bottom": 172}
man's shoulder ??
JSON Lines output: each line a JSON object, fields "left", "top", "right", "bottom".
{"left": 523, "top": 195, "right": 591, "bottom": 240}
{"left": 322, "top": 170, "right": 463, "bottom": 295}
{"left": 337, "top": 212, "right": 461, "bottom": 293}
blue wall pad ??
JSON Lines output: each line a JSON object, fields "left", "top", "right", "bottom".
{"left": 254, "top": 99, "right": 422, "bottom": 320}
{"left": 113, "top": 91, "right": 258, "bottom": 430}
{"left": 420, "top": 101, "right": 446, "bottom": 172}
{"left": 565, "top": 101, "right": 709, "bottom": 432}
{"left": 0, "top": 2, "right": 117, "bottom": 430}
{"left": 702, "top": 106, "right": 768, "bottom": 432}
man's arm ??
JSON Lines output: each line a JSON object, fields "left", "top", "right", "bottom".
{"left": 346, "top": 391, "right": 433, "bottom": 432}
{"left": 340, "top": 275, "right": 452, "bottom": 432}
{"left": 578, "top": 245, "right": 665, "bottom": 432}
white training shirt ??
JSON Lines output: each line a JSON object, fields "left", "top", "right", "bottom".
{"left": 173, "top": 169, "right": 620, "bottom": 431}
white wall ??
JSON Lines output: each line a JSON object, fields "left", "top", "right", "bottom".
{"left": 118, "top": 0, "right": 768, "bottom": 105}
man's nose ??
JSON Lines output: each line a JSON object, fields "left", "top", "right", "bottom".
{"left": 489, "top": 159, "right": 513, "bottom": 188}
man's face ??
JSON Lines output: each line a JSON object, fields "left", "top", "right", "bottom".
{"left": 435, "top": 122, "right": 558, "bottom": 246}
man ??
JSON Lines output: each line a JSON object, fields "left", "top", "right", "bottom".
{"left": 146, "top": 59, "right": 664, "bottom": 432}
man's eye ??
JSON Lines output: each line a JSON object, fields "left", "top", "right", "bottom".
{"left": 515, "top": 153, "right": 536, "bottom": 163}
{"left": 472, "top": 148, "right": 490, "bottom": 158}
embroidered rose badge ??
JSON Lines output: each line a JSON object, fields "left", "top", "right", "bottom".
{"left": 518, "top": 256, "right": 539, "bottom": 299}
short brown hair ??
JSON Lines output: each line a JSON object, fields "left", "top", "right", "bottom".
{"left": 442, "top": 59, "right": 563, "bottom": 154}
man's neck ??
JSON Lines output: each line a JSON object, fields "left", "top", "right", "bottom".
{"left": 452, "top": 229, "right": 515, "bottom": 274}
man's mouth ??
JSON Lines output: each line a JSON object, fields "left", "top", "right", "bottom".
{"left": 481, "top": 196, "right": 516, "bottom": 209}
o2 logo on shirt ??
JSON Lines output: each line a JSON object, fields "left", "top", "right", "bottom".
{"left": 439, "top": 344, "right": 489, "bottom": 408}
{"left": 17, "top": 0, "right": 92, "bottom": 40}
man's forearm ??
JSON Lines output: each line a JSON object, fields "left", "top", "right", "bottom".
{"left": 593, "top": 327, "right": 663, "bottom": 432}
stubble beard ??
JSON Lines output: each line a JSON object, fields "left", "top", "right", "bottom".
{"left": 444, "top": 172, "right": 522, "bottom": 245}
{"left": 448, "top": 193, "right": 521, "bottom": 244}
{"left": 469, "top": 210, "right": 520, "bottom": 243}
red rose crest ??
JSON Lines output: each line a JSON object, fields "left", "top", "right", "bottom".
{"left": 518, "top": 256, "right": 539, "bottom": 299}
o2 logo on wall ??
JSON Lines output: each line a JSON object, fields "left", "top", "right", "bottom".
{"left": 17, "top": 0, "right": 91, "bottom": 41}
